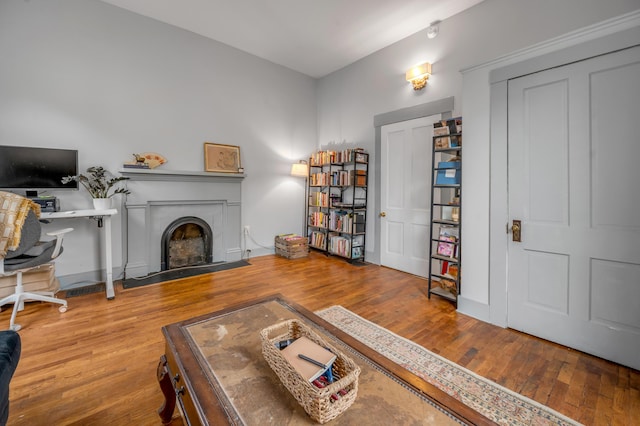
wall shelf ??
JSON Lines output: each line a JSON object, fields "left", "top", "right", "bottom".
{"left": 119, "top": 168, "right": 245, "bottom": 182}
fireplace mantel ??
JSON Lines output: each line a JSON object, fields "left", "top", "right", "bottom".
{"left": 119, "top": 168, "right": 245, "bottom": 183}
{"left": 123, "top": 168, "right": 243, "bottom": 278}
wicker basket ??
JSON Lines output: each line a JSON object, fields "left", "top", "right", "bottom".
{"left": 260, "top": 319, "right": 360, "bottom": 423}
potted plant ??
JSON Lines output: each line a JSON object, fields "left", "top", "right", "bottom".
{"left": 62, "top": 166, "right": 130, "bottom": 210}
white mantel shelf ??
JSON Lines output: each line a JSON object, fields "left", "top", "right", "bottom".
{"left": 118, "top": 168, "right": 246, "bottom": 182}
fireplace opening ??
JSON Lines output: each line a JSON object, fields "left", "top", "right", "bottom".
{"left": 161, "top": 216, "right": 213, "bottom": 271}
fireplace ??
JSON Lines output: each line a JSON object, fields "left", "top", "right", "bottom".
{"left": 161, "top": 216, "right": 213, "bottom": 270}
{"left": 121, "top": 169, "right": 244, "bottom": 278}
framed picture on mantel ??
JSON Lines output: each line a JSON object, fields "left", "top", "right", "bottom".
{"left": 204, "top": 143, "right": 242, "bottom": 173}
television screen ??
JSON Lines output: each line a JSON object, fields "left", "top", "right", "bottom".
{"left": 0, "top": 145, "right": 79, "bottom": 192}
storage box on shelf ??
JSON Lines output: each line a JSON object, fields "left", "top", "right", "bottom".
{"left": 435, "top": 160, "right": 461, "bottom": 185}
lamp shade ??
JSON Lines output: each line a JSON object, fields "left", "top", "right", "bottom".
{"left": 405, "top": 62, "right": 431, "bottom": 82}
{"left": 405, "top": 62, "right": 432, "bottom": 90}
{"left": 290, "top": 162, "right": 308, "bottom": 177}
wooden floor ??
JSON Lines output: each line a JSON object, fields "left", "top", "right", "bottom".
{"left": 3, "top": 252, "right": 638, "bottom": 425}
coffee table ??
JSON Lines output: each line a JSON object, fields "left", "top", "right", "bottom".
{"left": 157, "top": 294, "right": 493, "bottom": 425}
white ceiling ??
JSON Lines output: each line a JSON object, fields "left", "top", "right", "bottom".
{"left": 99, "top": 0, "right": 485, "bottom": 78}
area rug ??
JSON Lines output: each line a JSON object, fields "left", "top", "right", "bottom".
{"left": 121, "top": 260, "right": 250, "bottom": 289}
{"left": 316, "top": 305, "right": 582, "bottom": 426}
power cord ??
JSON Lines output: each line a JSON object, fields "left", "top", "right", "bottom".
{"left": 243, "top": 228, "right": 275, "bottom": 259}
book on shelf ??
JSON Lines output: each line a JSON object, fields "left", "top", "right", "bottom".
{"left": 329, "top": 235, "right": 351, "bottom": 257}
{"left": 309, "top": 191, "right": 328, "bottom": 207}
{"left": 122, "top": 162, "right": 150, "bottom": 169}
{"left": 280, "top": 336, "right": 336, "bottom": 382}
{"left": 310, "top": 231, "right": 326, "bottom": 249}
{"left": 309, "top": 211, "right": 327, "bottom": 228}
{"left": 433, "top": 117, "right": 462, "bottom": 148}
{"left": 332, "top": 202, "right": 366, "bottom": 208}
{"left": 436, "top": 226, "right": 459, "bottom": 258}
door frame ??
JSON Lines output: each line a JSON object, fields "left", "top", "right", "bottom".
{"left": 372, "top": 97, "right": 455, "bottom": 265}
{"left": 488, "top": 22, "right": 640, "bottom": 327}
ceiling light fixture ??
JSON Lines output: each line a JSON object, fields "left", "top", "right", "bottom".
{"left": 405, "top": 62, "right": 432, "bottom": 91}
{"left": 426, "top": 21, "right": 440, "bottom": 39}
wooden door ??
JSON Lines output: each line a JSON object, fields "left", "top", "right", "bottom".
{"left": 380, "top": 115, "right": 439, "bottom": 277}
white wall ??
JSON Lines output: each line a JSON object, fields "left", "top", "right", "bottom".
{"left": 0, "top": 0, "right": 317, "bottom": 286}
{"left": 317, "top": 0, "right": 639, "bottom": 318}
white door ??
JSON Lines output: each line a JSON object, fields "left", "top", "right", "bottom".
{"left": 507, "top": 46, "right": 640, "bottom": 370}
{"left": 380, "top": 115, "right": 439, "bottom": 277}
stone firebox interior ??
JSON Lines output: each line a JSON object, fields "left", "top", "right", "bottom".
{"left": 161, "top": 216, "right": 213, "bottom": 270}
{"left": 120, "top": 169, "right": 244, "bottom": 279}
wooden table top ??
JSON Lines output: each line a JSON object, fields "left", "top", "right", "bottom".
{"left": 161, "top": 294, "right": 494, "bottom": 425}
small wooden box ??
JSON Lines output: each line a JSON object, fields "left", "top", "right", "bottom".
{"left": 349, "top": 170, "right": 366, "bottom": 186}
{"left": 275, "top": 234, "right": 309, "bottom": 259}
{"left": 0, "top": 263, "right": 59, "bottom": 298}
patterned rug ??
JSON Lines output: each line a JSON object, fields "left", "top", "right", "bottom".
{"left": 316, "top": 305, "right": 582, "bottom": 426}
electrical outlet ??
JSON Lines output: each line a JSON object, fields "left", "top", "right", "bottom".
{"left": 243, "top": 225, "right": 250, "bottom": 235}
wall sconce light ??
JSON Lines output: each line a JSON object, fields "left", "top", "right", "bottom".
{"left": 406, "top": 62, "right": 432, "bottom": 91}
{"left": 290, "top": 160, "right": 309, "bottom": 177}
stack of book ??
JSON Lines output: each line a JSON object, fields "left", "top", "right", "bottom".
{"left": 279, "top": 336, "right": 337, "bottom": 383}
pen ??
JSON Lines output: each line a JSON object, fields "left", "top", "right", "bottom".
{"left": 298, "top": 353, "right": 327, "bottom": 369}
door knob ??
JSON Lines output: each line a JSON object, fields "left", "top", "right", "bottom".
{"left": 379, "top": 212, "right": 386, "bottom": 217}
{"left": 511, "top": 220, "right": 521, "bottom": 242}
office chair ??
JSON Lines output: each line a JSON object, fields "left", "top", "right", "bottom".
{"left": 0, "top": 191, "right": 72, "bottom": 331}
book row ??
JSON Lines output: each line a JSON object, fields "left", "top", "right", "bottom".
{"left": 328, "top": 236, "right": 364, "bottom": 258}
{"left": 309, "top": 211, "right": 365, "bottom": 234}
{"left": 309, "top": 192, "right": 329, "bottom": 208}
{"left": 308, "top": 231, "right": 364, "bottom": 258}
{"left": 310, "top": 170, "right": 367, "bottom": 187}
{"left": 309, "top": 148, "right": 367, "bottom": 166}
{"left": 309, "top": 231, "right": 326, "bottom": 250}
{"left": 328, "top": 211, "right": 365, "bottom": 234}
{"left": 309, "top": 211, "right": 328, "bottom": 228}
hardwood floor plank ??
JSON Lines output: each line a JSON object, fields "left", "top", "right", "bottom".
{"left": 2, "top": 252, "right": 638, "bottom": 425}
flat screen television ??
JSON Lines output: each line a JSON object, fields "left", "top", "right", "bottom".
{"left": 0, "top": 145, "right": 79, "bottom": 195}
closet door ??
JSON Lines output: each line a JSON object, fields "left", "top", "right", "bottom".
{"left": 507, "top": 46, "right": 640, "bottom": 370}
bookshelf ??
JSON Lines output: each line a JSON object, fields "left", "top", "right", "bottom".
{"left": 307, "top": 149, "right": 368, "bottom": 262}
{"left": 428, "top": 118, "right": 462, "bottom": 303}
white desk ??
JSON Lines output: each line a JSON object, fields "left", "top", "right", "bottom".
{"left": 41, "top": 209, "right": 118, "bottom": 299}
